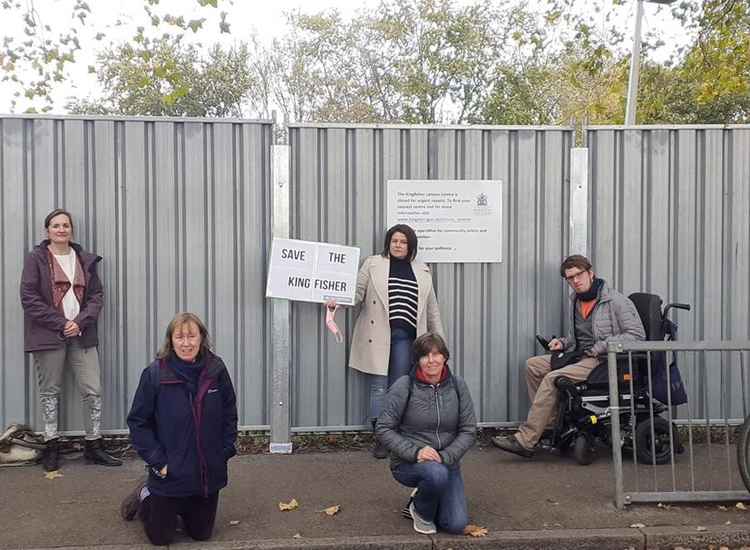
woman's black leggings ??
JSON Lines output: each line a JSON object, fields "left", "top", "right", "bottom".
{"left": 139, "top": 491, "right": 219, "bottom": 546}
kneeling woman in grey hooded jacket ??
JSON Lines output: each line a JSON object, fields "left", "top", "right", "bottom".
{"left": 376, "top": 333, "right": 476, "bottom": 535}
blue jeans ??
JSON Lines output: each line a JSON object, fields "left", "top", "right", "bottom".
{"left": 392, "top": 461, "right": 469, "bottom": 534}
{"left": 369, "top": 328, "right": 414, "bottom": 421}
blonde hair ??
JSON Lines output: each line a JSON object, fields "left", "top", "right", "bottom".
{"left": 156, "top": 312, "right": 212, "bottom": 359}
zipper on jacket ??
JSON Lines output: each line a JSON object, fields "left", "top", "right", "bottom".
{"left": 434, "top": 384, "right": 442, "bottom": 449}
{"left": 189, "top": 392, "right": 209, "bottom": 497}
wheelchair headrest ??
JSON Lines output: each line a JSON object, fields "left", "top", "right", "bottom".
{"left": 628, "top": 292, "right": 665, "bottom": 341}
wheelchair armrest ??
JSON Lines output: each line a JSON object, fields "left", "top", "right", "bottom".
{"left": 554, "top": 376, "right": 577, "bottom": 391}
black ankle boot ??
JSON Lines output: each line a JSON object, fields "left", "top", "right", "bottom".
{"left": 371, "top": 420, "right": 388, "bottom": 459}
{"left": 42, "top": 438, "right": 60, "bottom": 472}
{"left": 84, "top": 438, "right": 123, "bottom": 466}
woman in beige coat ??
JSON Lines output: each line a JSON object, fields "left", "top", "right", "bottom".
{"left": 328, "top": 224, "right": 444, "bottom": 458}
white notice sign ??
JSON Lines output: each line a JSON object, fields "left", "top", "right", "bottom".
{"left": 387, "top": 180, "right": 502, "bottom": 263}
{"left": 266, "top": 238, "right": 360, "bottom": 304}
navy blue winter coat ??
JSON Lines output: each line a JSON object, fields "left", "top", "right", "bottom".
{"left": 127, "top": 351, "right": 238, "bottom": 498}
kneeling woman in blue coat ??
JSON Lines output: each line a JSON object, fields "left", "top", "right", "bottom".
{"left": 121, "top": 312, "right": 238, "bottom": 546}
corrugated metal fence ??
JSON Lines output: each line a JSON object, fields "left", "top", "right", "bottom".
{"left": 2, "top": 118, "right": 748, "bottom": 434}
{"left": 0, "top": 116, "right": 273, "bottom": 433}
{"left": 287, "top": 124, "right": 575, "bottom": 428}
{"left": 587, "top": 125, "right": 750, "bottom": 419}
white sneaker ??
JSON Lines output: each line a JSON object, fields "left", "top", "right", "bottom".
{"left": 401, "top": 488, "right": 419, "bottom": 519}
{"left": 408, "top": 501, "right": 437, "bottom": 535}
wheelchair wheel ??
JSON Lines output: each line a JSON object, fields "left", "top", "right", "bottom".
{"left": 573, "top": 434, "right": 595, "bottom": 465}
{"left": 736, "top": 415, "right": 750, "bottom": 492}
{"left": 635, "top": 417, "right": 675, "bottom": 465}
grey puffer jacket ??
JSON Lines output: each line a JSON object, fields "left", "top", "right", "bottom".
{"left": 561, "top": 281, "right": 645, "bottom": 357}
{"left": 376, "top": 367, "right": 476, "bottom": 470}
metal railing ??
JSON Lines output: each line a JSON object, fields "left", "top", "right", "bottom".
{"left": 607, "top": 341, "right": 750, "bottom": 509}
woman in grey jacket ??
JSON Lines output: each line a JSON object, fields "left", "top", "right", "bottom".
{"left": 376, "top": 333, "right": 476, "bottom": 535}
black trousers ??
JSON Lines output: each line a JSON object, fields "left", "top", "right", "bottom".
{"left": 138, "top": 491, "right": 219, "bottom": 546}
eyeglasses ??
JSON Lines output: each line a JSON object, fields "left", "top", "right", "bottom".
{"left": 564, "top": 270, "right": 589, "bottom": 282}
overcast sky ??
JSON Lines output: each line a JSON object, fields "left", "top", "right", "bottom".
{"left": 0, "top": 0, "right": 690, "bottom": 114}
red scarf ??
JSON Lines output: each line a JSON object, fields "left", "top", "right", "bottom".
{"left": 48, "top": 249, "right": 86, "bottom": 312}
{"left": 415, "top": 364, "right": 449, "bottom": 385}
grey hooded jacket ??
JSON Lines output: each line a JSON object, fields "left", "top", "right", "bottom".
{"left": 561, "top": 281, "right": 645, "bottom": 356}
{"left": 376, "top": 368, "right": 476, "bottom": 470}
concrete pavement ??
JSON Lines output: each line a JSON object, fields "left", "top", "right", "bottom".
{"left": 3, "top": 443, "right": 750, "bottom": 549}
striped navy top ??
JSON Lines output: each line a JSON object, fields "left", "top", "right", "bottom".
{"left": 388, "top": 258, "right": 418, "bottom": 336}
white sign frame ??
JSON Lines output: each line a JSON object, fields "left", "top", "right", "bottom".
{"left": 265, "top": 238, "right": 360, "bottom": 304}
{"left": 387, "top": 180, "right": 503, "bottom": 263}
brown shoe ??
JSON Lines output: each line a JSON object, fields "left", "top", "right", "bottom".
{"left": 491, "top": 435, "right": 535, "bottom": 458}
{"left": 120, "top": 477, "right": 147, "bottom": 521}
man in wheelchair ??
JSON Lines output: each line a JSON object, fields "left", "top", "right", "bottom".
{"left": 492, "top": 255, "right": 645, "bottom": 458}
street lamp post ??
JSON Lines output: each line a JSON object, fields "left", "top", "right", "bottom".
{"left": 624, "top": 0, "right": 676, "bottom": 125}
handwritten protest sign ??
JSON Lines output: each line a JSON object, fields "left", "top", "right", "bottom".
{"left": 266, "top": 238, "right": 360, "bottom": 304}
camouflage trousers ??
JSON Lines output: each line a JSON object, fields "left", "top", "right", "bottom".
{"left": 33, "top": 338, "right": 102, "bottom": 441}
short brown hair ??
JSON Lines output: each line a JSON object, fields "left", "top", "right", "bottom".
{"left": 412, "top": 332, "right": 450, "bottom": 364}
{"left": 559, "top": 255, "right": 592, "bottom": 277}
{"left": 156, "top": 312, "right": 212, "bottom": 359}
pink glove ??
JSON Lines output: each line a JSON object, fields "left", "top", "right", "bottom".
{"left": 325, "top": 303, "right": 343, "bottom": 344}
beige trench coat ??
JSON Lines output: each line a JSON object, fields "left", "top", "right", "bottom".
{"left": 348, "top": 255, "right": 444, "bottom": 376}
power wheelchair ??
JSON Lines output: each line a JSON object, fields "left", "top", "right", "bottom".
{"left": 538, "top": 293, "right": 691, "bottom": 465}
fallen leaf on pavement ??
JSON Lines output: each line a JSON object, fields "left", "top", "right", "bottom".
{"left": 44, "top": 470, "right": 63, "bottom": 480}
{"left": 464, "top": 524, "right": 488, "bottom": 537}
{"left": 696, "top": 526, "right": 707, "bottom": 531}
{"left": 718, "top": 505, "right": 728, "bottom": 511}
{"left": 293, "top": 533, "right": 301, "bottom": 539}
{"left": 546, "top": 498, "right": 559, "bottom": 505}
{"left": 229, "top": 520, "right": 240, "bottom": 526}
{"left": 279, "top": 498, "right": 299, "bottom": 511}
{"left": 736, "top": 502, "right": 747, "bottom": 510}
{"left": 321, "top": 505, "right": 340, "bottom": 516}
{"left": 629, "top": 523, "right": 646, "bottom": 529}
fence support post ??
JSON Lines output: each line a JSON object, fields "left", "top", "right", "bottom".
{"left": 270, "top": 143, "right": 292, "bottom": 454}
{"left": 569, "top": 147, "right": 589, "bottom": 256}
{"left": 608, "top": 342, "right": 626, "bottom": 509}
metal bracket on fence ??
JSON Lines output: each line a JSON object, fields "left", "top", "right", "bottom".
{"left": 269, "top": 144, "right": 292, "bottom": 454}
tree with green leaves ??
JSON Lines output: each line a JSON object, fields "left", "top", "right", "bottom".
{"left": 0, "top": 0, "right": 227, "bottom": 112}
{"left": 4, "top": 0, "right": 748, "bottom": 124}
{"left": 68, "top": 38, "right": 256, "bottom": 117}
{"left": 667, "top": 0, "right": 750, "bottom": 122}
{"left": 250, "top": 0, "right": 546, "bottom": 124}
{"left": 483, "top": 0, "right": 749, "bottom": 125}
